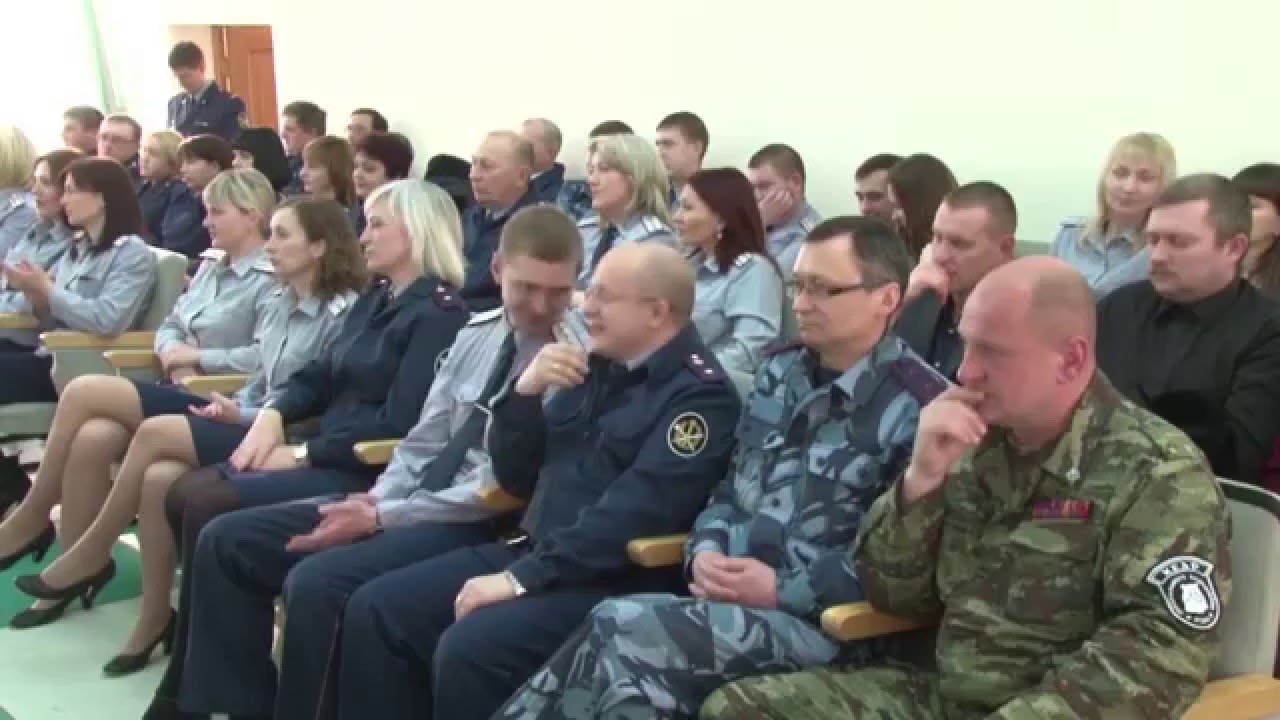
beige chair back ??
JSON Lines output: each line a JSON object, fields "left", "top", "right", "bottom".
{"left": 1212, "top": 478, "right": 1280, "bottom": 679}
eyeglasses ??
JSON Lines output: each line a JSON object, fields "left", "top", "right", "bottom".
{"left": 785, "top": 278, "right": 879, "bottom": 299}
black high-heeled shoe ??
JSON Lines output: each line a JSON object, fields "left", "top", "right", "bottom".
{"left": 12, "top": 556, "right": 115, "bottom": 613}
{"left": 0, "top": 454, "right": 30, "bottom": 518}
{"left": 0, "top": 523, "right": 55, "bottom": 573}
{"left": 103, "top": 610, "right": 176, "bottom": 677}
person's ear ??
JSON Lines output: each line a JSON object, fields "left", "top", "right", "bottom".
{"left": 1224, "top": 231, "right": 1250, "bottom": 264}
{"left": 1058, "top": 335, "right": 1089, "bottom": 383}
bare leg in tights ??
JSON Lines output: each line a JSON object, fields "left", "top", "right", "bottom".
{"left": 0, "top": 375, "right": 141, "bottom": 564}
{"left": 38, "top": 415, "right": 197, "bottom": 654}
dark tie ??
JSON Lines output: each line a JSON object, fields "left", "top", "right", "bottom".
{"left": 416, "top": 332, "right": 519, "bottom": 491}
{"left": 590, "top": 225, "right": 620, "bottom": 274}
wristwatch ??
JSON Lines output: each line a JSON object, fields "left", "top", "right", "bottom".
{"left": 292, "top": 444, "right": 309, "bottom": 467}
{"left": 504, "top": 570, "right": 527, "bottom": 597}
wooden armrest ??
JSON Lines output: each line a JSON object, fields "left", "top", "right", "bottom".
{"left": 477, "top": 484, "right": 527, "bottom": 512}
{"left": 354, "top": 439, "right": 400, "bottom": 465}
{"left": 103, "top": 349, "right": 159, "bottom": 370}
{"left": 820, "top": 602, "right": 935, "bottom": 641}
{"left": 41, "top": 330, "right": 155, "bottom": 350}
{"left": 181, "top": 374, "right": 250, "bottom": 395}
{"left": 1184, "top": 674, "right": 1280, "bottom": 720}
{"left": 0, "top": 313, "right": 37, "bottom": 329}
{"left": 626, "top": 533, "right": 689, "bottom": 568}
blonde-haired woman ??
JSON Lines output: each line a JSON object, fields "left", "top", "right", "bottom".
{"left": 143, "top": 178, "right": 471, "bottom": 718}
{"left": 0, "top": 125, "right": 39, "bottom": 259}
{"left": 302, "top": 135, "right": 356, "bottom": 209}
{"left": 1051, "top": 132, "right": 1176, "bottom": 297}
{"left": 138, "top": 129, "right": 208, "bottom": 259}
{"left": 577, "top": 133, "right": 677, "bottom": 287}
{"left": 10, "top": 197, "right": 366, "bottom": 679}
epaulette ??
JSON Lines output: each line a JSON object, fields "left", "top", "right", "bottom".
{"left": 763, "top": 339, "right": 804, "bottom": 357}
{"left": 685, "top": 351, "right": 725, "bottom": 382}
{"left": 732, "top": 252, "right": 754, "bottom": 269}
{"left": 636, "top": 215, "right": 669, "bottom": 237}
{"left": 888, "top": 355, "right": 949, "bottom": 405}
{"left": 432, "top": 284, "right": 466, "bottom": 311}
{"left": 199, "top": 247, "right": 226, "bottom": 261}
{"left": 5, "top": 195, "right": 23, "bottom": 212}
{"left": 799, "top": 215, "right": 818, "bottom": 233}
{"left": 1059, "top": 216, "right": 1088, "bottom": 229}
{"left": 326, "top": 290, "right": 356, "bottom": 317}
{"left": 252, "top": 257, "right": 276, "bottom": 274}
{"left": 577, "top": 213, "right": 600, "bottom": 229}
{"left": 466, "top": 307, "right": 504, "bottom": 326}
{"left": 268, "top": 285, "right": 286, "bottom": 299}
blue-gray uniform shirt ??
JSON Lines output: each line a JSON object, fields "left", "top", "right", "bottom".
{"left": 0, "top": 189, "right": 38, "bottom": 261}
{"left": 689, "top": 249, "right": 784, "bottom": 379}
{"left": 0, "top": 233, "right": 157, "bottom": 348}
{"left": 767, "top": 201, "right": 822, "bottom": 279}
{"left": 153, "top": 246, "right": 276, "bottom": 374}
{"left": 234, "top": 286, "right": 359, "bottom": 424}
{"left": 686, "top": 333, "right": 946, "bottom": 619}
{"left": 369, "top": 307, "right": 551, "bottom": 528}
{"left": 576, "top": 212, "right": 677, "bottom": 289}
{"left": 1051, "top": 216, "right": 1149, "bottom": 298}
{"left": 1, "top": 219, "right": 72, "bottom": 280}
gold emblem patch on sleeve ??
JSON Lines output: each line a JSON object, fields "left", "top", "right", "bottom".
{"left": 667, "top": 412, "right": 708, "bottom": 458}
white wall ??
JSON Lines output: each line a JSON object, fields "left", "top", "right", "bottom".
{"left": 45, "top": 0, "right": 1280, "bottom": 242}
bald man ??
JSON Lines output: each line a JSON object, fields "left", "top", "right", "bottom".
{"left": 522, "top": 117, "right": 565, "bottom": 203}
{"left": 462, "top": 130, "right": 540, "bottom": 311}
{"left": 337, "top": 241, "right": 742, "bottom": 720}
{"left": 704, "top": 256, "right": 1232, "bottom": 720}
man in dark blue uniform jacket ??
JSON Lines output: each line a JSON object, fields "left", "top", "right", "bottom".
{"left": 329, "top": 242, "right": 742, "bottom": 720}
{"left": 166, "top": 41, "right": 246, "bottom": 142}
{"left": 460, "top": 131, "right": 540, "bottom": 311}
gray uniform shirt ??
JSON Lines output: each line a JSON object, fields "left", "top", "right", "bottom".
{"left": 369, "top": 307, "right": 550, "bottom": 528}
{"left": 0, "top": 219, "right": 72, "bottom": 290}
{"left": 690, "top": 250, "right": 784, "bottom": 379}
{"left": 767, "top": 201, "right": 821, "bottom": 279}
{"left": 0, "top": 189, "right": 38, "bottom": 261}
{"left": 234, "top": 286, "right": 359, "bottom": 423}
{"left": 1051, "top": 216, "right": 1149, "bottom": 298}
{"left": 576, "top": 212, "right": 677, "bottom": 288}
{"left": 0, "top": 233, "right": 157, "bottom": 347}
{"left": 153, "top": 246, "right": 276, "bottom": 373}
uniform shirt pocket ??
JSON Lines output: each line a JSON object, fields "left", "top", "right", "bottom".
{"left": 1002, "top": 520, "right": 1100, "bottom": 637}
{"left": 449, "top": 379, "right": 484, "bottom": 435}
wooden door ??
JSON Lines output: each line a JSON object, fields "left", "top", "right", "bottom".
{"left": 213, "top": 25, "right": 278, "bottom": 130}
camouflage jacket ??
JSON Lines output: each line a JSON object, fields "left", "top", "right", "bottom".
{"left": 856, "top": 373, "right": 1232, "bottom": 719}
{"left": 686, "top": 333, "right": 943, "bottom": 621}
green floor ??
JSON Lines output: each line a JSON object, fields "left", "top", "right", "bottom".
{"left": 0, "top": 542, "right": 142, "bottom": 621}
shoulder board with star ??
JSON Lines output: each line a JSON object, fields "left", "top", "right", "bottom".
{"left": 199, "top": 248, "right": 226, "bottom": 261}
{"left": 888, "top": 355, "right": 949, "bottom": 405}
{"left": 1059, "top": 215, "right": 1088, "bottom": 230}
{"left": 466, "top": 307, "right": 504, "bottom": 326}
{"left": 252, "top": 257, "right": 276, "bottom": 274}
{"left": 684, "top": 351, "right": 725, "bottom": 383}
{"left": 799, "top": 215, "right": 818, "bottom": 233}
{"left": 432, "top": 284, "right": 466, "bottom": 311}
{"left": 577, "top": 213, "right": 600, "bottom": 229}
{"left": 326, "top": 290, "right": 356, "bottom": 316}
{"left": 732, "top": 252, "right": 755, "bottom": 269}
{"left": 636, "top": 215, "right": 669, "bottom": 237}
{"left": 6, "top": 195, "right": 23, "bottom": 212}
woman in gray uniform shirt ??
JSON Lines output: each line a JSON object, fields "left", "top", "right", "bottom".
{"left": 674, "top": 167, "right": 784, "bottom": 378}
{"left": 4, "top": 149, "right": 81, "bottom": 275}
{"left": 0, "top": 126, "right": 39, "bottom": 260}
{"left": 1, "top": 196, "right": 364, "bottom": 672}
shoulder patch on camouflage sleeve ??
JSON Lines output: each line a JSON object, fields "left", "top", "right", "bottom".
{"left": 1146, "top": 556, "right": 1221, "bottom": 631}
{"left": 888, "top": 356, "right": 949, "bottom": 405}
{"left": 684, "top": 351, "right": 725, "bottom": 382}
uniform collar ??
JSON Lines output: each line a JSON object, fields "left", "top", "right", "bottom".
{"left": 227, "top": 245, "right": 269, "bottom": 278}
{"left": 190, "top": 80, "right": 215, "bottom": 102}
{"left": 286, "top": 287, "right": 322, "bottom": 318}
{"left": 993, "top": 372, "right": 1122, "bottom": 484}
{"left": 595, "top": 324, "right": 704, "bottom": 389}
{"left": 1154, "top": 278, "right": 1244, "bottom": 323}
{"left": 767, "top": 200, "right": 813, "bottom": 233}
{"left": 804, "top": 332, "right": 901, "bottom": 403}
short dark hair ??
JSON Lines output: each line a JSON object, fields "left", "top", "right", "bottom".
{"left": 945, "top": 181, "right": 1018, "bottom": 236}
{"left": 179, "top": 134, "right": 235, "bottom": 171}
{"left": 357, "top": 132, "right": 414, "bottom": 181}
{"left": 589, "top": 120, "right": 633, "bottom": 138}
{"left": 499, "top": 204, "right": 583, "bottom": 270}
{"left": 889, "top": 153, "right": 958, "bottom": 260}
{"left": 748, "top": 143, "right": 806, "bottom": 186}
{"left": 65, "top": 157, "right": 143, "bottom": 253}
{"left": 1155, "top": 173, "right": 1252, "bottom": 243}
{"left": 232, "top": 127, "right": 292, "bottom": 192}
{"left": 657, "top": 111, "right": 709, "bottom": 156}
{"left": 103, "top": 113, "right": 142, "bottom": 143}
{"left": 804, "top": 215, "right": 910, "bottom": 293}
{"left": 275, "top": 196, "right": 368, "bottom": 299}
{"left": 168, "top": 41, "right": 203, "bottom": 70}
{"left": 352, "top": 107, "right": 389, "bottom": 133}
{"left": 64, "top": 106, "right": 104, "bottom": 133}
{"left": 856, "top": 153, "right": 902, "bottom": 181}
{"left": 283, "top": 101, "right": 327, "bottom": 135}
{"left": 1234, "top": 163, "right": 1280, "bottom": 210}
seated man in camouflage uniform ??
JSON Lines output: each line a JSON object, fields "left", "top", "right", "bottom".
{"left": 703, "top": 256, "right": 1232, "bottom": 719}
{"left": 494, "top": 216, "right": 948, "bottom": 719}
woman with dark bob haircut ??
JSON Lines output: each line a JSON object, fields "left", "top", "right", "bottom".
{"left": 1235, "top": 163, "right": 1280, "bottom": 299}
{"left": 888, "top": 153, "right": 958, "bottom": 261}
{"left": 350, "top": 131, "right": 414, "bottom": 234}
{"left": 232, "top": 127, "right": 293, "bottom": 195}
{"left": 673, "top": 166, "right": 785, "bottom": 378}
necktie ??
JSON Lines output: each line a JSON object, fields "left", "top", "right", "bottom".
{"left": 590, "top": 225, "right": 620, "bottom": 274}
{"left": 416, "top": 332, "right": 519, "bottom": 491}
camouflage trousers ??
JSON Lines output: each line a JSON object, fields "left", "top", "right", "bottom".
{"left": 494, "top": 593, "right": 865, "bottom": 720}
{"left": 700, "top": 666, "right": 946, "bottom": 719}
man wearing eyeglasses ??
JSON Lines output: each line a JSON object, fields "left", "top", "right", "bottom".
{"left": 97, "top": 114, "right": 143, "bottom": 187}
{"left": 493, "top": 216, "right": 948, "bottom": 720}
{"left": 895, "top": 181, "right": 1018, "bottom": 379}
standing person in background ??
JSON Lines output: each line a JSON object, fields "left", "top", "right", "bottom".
{"left": 1051, "top": 132, "right": 1176, "bottom": 298}
{"left": 166, "top": 41, "right": 246, "bottom": 142}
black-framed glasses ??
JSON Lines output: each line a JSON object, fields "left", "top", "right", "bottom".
{"left": 785, "top": 278, "right": 878, "bottom": 299}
